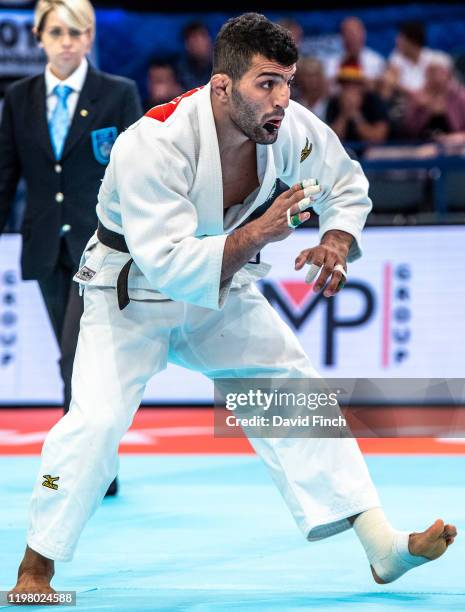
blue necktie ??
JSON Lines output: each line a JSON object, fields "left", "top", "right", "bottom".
{"left": 49, "top": 84, "right": 73, "bottom": 160}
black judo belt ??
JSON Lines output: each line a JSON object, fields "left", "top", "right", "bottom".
{"left": 96, "top": 183, "right": 283, "bottom": 311}
{"left": 97, "top": 221, "right": 132, "bottom": 310}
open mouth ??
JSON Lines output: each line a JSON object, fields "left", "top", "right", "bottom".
{"left": 263, "top": 119, "right": 282, "bottom": 134}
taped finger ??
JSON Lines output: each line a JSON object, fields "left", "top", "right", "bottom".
{"left": 301, "top": 178, "right": 318, "bottom": 189}
{"left": 323, "top": 270, "right": 345, "bottom": 297}
{"left": 297, "top": 197, "right": 312, "bottom": 212}
{"left": 305, "top": 263, "right": 322, "bottom": 284}
{"left": 303, "top": 184, "right": 321, "bottom": 197}
{"left": 333, "top": 263, "right": 347, "bottom": 279}
{"left": 286, "top": 208, "right": 301, "bottom": 229}
{"left": 310, "top": 184, "right": 327, "bottom": 202}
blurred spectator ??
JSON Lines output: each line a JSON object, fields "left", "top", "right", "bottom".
{"left": 145, "top": 58, "right": 182, "bottom": 110}
{"left": 388, "top": 21, "right": 452, "bottom": 93}
{"left": 176, "top": 21, "right": 213, "bottom": 90}
{"left": 403, "top": 55, "right": 465, "bottom": 140}
{"left": 295, "top": 57, "right": 330, "bottom": 121}
{"left": 375, "top": 65, "right": 408, "bottom": 140}
{"left": 278, "top": 17, "right": 304, "bottom": 52}
{"left": 326, "top": 63, "right": 389, "bottom": 144}
{"left": 454, "top": 51, "right": 465, "bottom": 86}
{"left": 325, "top": 17, "right": 386, "bottom": 86}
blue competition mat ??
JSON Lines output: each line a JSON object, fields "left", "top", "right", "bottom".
{"left": 1, "top": 454, "right": 464, "bottom": 611}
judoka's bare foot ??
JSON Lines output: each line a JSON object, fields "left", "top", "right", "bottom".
{"left": 8, "top": 546, "right": 56, "bottom": 603}
{"left": 371, "top": 519, "right": 457, "bottom": 584}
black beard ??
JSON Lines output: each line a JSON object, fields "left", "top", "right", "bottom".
{"left": 230, "top": 87, "right": 278, "bottom": 145}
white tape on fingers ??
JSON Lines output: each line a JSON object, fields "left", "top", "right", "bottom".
{"left": 287, "top": 208, "right": 300, "bottom": 229}
{"left": 333, "top": 263, "right": 347, "bottom": 278}
{"left": 297, "top": 197, "right": 312, "bottom": 212}
{"left": 286, "top": 208, "right": 293, "bottom": 229}
{"left": 305, "top": 263, "right": 322, "bottom": 284}
{"left": 301, "top": 178, "right": 318, "bottom": 188}
{"left": 303, "top": 184, "right": 321, "bottom": 197}
{"left": 310, "top": 185, "right": 327, "bottom": 201}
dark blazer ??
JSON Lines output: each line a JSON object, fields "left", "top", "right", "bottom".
{"left": 0, "top": 64, "right": 142, "bottom": 280}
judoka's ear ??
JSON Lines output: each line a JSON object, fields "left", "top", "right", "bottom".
{"left": 211, "top": 73, "right": 232, "bottom": 103}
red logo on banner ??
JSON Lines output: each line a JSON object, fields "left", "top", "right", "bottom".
{"left": 279, "top": 281, "right": 315, "bottom": 308}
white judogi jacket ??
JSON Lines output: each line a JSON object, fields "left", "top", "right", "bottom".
{"left": 78, "top": 84, "right": 371, "bottom": 311}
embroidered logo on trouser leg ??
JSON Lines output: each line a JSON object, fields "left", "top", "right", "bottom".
{"left": 42, "top": 475, "right": 60, "bottom": 490}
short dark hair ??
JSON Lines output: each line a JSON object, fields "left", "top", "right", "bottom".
{"left": 212, "top": 13, "right": 298, "bottom": 81}
{"left": 147, "top": 57, "right": 177, "bottom": 72}
{"left": 399, "top": 21, "right": 425, "bottom": 48}
{"left": 183, "top": 21, "right": 209, "bottom": 41}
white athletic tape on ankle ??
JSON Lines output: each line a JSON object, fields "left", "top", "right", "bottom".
{"left": 353, "top": 508, "right": 430, "bottom": 583}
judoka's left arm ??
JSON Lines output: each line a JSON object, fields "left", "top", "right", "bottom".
{"left": 291, "top": 111, "right": 372, "bottom": 297}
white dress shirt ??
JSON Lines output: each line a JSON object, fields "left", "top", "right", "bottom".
{"left": 388, "top": 48, "right": 450, "bottom": 92}
{"left": 45, "top": 58, "right": 89, "bottom": 122}
{"left": 325, "top": 46, "right": 386, "bottom": 82}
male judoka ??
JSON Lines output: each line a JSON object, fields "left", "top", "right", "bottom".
{"left": 11, "top": 13, "right": 456, "bottom": 596}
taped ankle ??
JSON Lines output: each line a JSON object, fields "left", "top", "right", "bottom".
{"left": 353, "top": 508, "right": 430, "bottom": 583}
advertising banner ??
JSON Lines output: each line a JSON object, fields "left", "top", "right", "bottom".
{"left": 1, "top": 226, "right": 464, "bottom": 404}
{"left": 0, "top": 9, "right": 44, "bottom": 78}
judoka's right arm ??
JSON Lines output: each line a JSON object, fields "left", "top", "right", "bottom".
{"left": 116, "top": 127, "right": 248, "bottom": 311}
{"left": 115, "top": 125, "right": 312, "bottom": 309}
{"left": 221, "top": 183, "right": 309, "bottom": 282}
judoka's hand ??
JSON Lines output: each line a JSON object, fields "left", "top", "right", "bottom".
{"left": 256, "top": 182, "right": 314, "bottom": 243}
{"left": 294, "top": 230, "right": 353, "bottom": 298}
{"left": 222, "top": 180, "right": 320, "bottom": 283}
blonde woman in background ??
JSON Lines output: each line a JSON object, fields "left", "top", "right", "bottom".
{"left": 0, "top": 0, "right": 142, "bottom": 498}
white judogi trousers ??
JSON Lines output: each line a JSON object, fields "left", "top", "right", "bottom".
{"left": 27, "top": 282, "right": 380, "bottom": 561}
